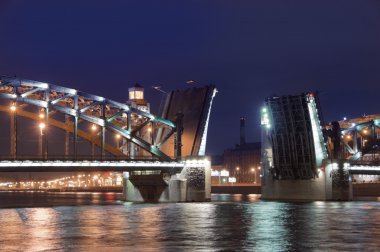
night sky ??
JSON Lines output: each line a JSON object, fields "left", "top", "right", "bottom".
{"left": 1, "top": 1, "right": 380, "bottom": 155}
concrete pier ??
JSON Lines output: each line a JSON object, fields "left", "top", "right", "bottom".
{"left": 122, "top": 159, "right": 211, "bottom": 202}
{"left": 261, "top": 160, "right": 353, "bottom": 201}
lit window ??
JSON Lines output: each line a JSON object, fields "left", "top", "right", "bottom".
{"left": 129, "top": 90, "right": 144, "bottom": 100}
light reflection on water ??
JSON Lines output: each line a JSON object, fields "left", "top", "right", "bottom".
{"left": 0, "top": 192, "right": 380, "bottom": 251}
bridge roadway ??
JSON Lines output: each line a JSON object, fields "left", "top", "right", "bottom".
{"left": 0, "top": 159, "right": 188, "bottom": 172}
{"left": 348, "top": 166, "right": 380, "bottom": 175}
{"left": 327, "top": 161, "right": 380, "bottom": 175}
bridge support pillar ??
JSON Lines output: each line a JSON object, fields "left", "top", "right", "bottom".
{"left": 325, "top": 161, "right": 353, "bottom": 201}
{"left": 261, "top": 169, "right": 330, "bottom": 201}
{"left": 122, "top": 159, "right": 211, "bottom": 202}
{"left": 261, "top": 160, "right": 353, "bottom": 201}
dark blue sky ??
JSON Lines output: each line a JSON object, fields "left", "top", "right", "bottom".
{"left": 1, "top": 1, "right": 380, "bottom": 155}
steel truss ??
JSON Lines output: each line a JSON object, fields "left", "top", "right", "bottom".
{"left": 266, "top": 93, "right": 322, "bottom": 179}
{"left": 340, "top": 118, "right": 380, "bottom": 160}
{"left": 0, "top": 76, "right": 180, "bottom": 161}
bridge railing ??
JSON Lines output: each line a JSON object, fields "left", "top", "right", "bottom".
{"left": 349, "top": 160, "right": 380, "bottom": 166}
{"left": 0, "top": 155, "right": 170, "bottom": 162}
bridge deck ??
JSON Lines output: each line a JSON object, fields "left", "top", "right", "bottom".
{"left": 0, "top": 158, "right": 209, "bottom": 172}
{"left": 349, "top": 166, "right": 380, "bottom": 175}
{"left": 0, "top": 160, "right": 184, "bottom": 172}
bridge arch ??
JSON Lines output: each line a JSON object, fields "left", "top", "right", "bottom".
{"left": 0, "top": 104, "right": 123, "bottom": 157}
{"left": 0, "top": 76, "right": 178, "bottom": 161}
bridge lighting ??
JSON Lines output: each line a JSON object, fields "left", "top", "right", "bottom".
{"left": 261, "top": 106, "right": 271, "bottom": 129}
{"left": 115, "top": 134, "right": 121, "bottom": 139}
{"left": 39, "top": 113, "right": 45, "bottom": 119}
{"left": 39, "top": 122, "right": 46, "bottom": 130}
{"left": 10, "top": 104, "right": 16, "bottom": 111}
{"left": 363, "top": 129, "right": 368, "bottom": 134}
{"left": 91, "top": 124, "right": 97, "bottom": 131}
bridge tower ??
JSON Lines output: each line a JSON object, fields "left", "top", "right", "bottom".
{"left": 124, "top": 83, "right": 151, "bottom": 158}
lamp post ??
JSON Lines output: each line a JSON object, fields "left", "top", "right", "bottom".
{"left": 258, "top": 166, "right": 261, "bottom": 184}
{"left": 115, "top": 134, "right": 121, "bottom": 150}
{"left": 148, "top": 126, "right": 153, "bottom": 145}
{"left": 235, "top": 166, "right": 240, "bottom": 183}
{"left": 152, "top": 85, "right": 167, "bottom": 94}
{"left": 152, "top": 85, "right": 168, "bottom": 121}
{"left": 37, "top": 107, "right": 49, "bottom": 160}
{"left": 186, "top": 80, "right": 203, "bottom": 87}
{"left": 251, "top": 168, "right": 256, "bottom": 183}
{"left": 38, "top": 122, "right": 46, "bottom": 159}
{"left": 10, "top": 102, "right": 17, "bottom": 159}
{"left": 91, "top": 124, "right": 97, "bottom": 159}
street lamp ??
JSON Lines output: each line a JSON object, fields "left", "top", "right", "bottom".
{"left": 251, "top": 168, "right": 256, "bottom": 183}
{"left": 152, "top": 85, "right": 167, "bottom": 94}
{"left": 10, "top": 104, "right": 16, "bottom": 111}
{"left": 38, "top": 122, "right": 46, "bottom": 159}
{"left": 115, "top": 134, "right": 121, "bottom": 149}
{"left": 186, "top": 80, "right": 203, "bottom": 86}
{"left": 235, "top": 167, "right": 240, "bottom": 183}
{"left": 91, "top": 124, "right": 97, "bottom": 159}
{"left": 10, "top": 102, "right": 17, "bottom": 159}
{"left": 147, "top": 126, "right": 153, "bottom": 145}
{"left": 39, "top": 122, "right": 46, "bottom": 133}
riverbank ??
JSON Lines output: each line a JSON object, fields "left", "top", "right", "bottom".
{"left": 0, "top": 187, "right": 123, "bottom": 193}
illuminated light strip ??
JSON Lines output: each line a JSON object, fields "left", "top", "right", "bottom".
{"left": 0, "top": 159, "right": 210, "bottom": 168}
{"left": 0, "top": 161, "right": 183, "bottom": 168}
{"left": 348, "top": 166, "right": 380, "bottom": 171}
{"left": 184, "top": 159, "right": 211, "bottom": 168}
{"left": 198, "top": 88, "right": 217, "bottom": 156}
{"left": 307, "top": 95, "right": 327, "bottom": 167}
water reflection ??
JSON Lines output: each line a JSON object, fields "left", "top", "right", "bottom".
{"left": 28, "top": 208, "right": 62, "bottom": 251}
{"left": 1, "top": 193, "right": 380, "bottom": 250}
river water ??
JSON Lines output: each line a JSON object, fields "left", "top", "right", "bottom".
{"left": 0, "top": 192, "right": 380, "bottom": 251}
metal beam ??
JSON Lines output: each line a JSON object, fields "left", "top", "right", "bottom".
{"left": 0, "top": 76, "right": 178, "bottom": 161}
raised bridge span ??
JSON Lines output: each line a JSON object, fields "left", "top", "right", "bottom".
{"left": 0, "top": 76, "right": 217, "bottom": 202}
{"left": 260, "top": 92, "right": 380, "bottom": 201}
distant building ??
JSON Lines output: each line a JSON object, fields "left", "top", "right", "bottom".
{"left": 224, "top": 142, "right": 261, "bottom": 183}
{"left": 211, "top": 117, "right": 261, "bottom": 184}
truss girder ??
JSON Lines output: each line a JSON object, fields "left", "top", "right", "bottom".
{"left": 266, "top": 94, "right": 318, "bottom": 179}
{"left": 339, "top": 118, "right": 380, "bottom": 161}
{"left": 0, "top": 76, "right": 176, "bottom": 161}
